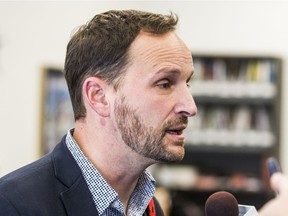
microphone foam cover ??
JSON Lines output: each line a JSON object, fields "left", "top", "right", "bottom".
{"left": 205, "top": 191, "right": 239, "bottom": 216}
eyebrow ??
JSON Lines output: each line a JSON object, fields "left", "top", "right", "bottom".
{"left": 155, "top": 68, "right": 194, "bottom": 82}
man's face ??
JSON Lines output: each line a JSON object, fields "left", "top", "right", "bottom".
{"left": 113, "top": 31, "right": 197, "bottom": 163}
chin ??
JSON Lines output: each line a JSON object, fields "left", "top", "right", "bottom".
{"left": 160, "top": 148, "right": 185, "bottom": 163}
{"left": 171, "top": 145, "right": 185, "bottom": 157}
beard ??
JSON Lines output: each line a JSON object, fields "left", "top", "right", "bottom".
{"left": 114, "top": 95, "right": 187, "bottom": 162}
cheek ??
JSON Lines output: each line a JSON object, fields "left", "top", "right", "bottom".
{"left": 138, "top": 97, "right": 174, "bottom": 124}
{"left": 124, "top": 84, "right": 176, "bottom": 122}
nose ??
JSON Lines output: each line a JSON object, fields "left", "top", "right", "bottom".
{"left": 174, "top": 87, "right": 197, "bottom": 117}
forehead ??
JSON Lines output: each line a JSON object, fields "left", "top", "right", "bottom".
{"left": 127, "top": 31, "right": 193, "bottom": 76}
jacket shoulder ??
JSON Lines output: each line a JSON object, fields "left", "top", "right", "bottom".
{"left": 0, "top": 137, "right": 70, "bottom": 215}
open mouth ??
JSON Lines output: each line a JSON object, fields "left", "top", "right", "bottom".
{"left": 166, "top": 129, "right": 183, "bottom": 135}
{"left": 165, "top": 125, "right": 187, "bottom": 135}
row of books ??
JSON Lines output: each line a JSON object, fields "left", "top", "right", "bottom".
{"left": 192, "top": 58, "right": 278, "bottom": 82}
{"left": 191, "top": 58, "right": 278, "bottom": 98}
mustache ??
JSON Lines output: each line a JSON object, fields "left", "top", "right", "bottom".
{"left": 163, "top": 116, "right": 188, "bottom": 128}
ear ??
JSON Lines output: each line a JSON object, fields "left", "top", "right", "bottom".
{"left": 82, "top": 77, "right": 110, "bottom": 117}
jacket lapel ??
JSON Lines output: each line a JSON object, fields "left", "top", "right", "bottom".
{"left": 52, "top": 136, "right": 99, "bottom": 216}
{"left": 60, "top": 176, "right": 98, "bottom": 216}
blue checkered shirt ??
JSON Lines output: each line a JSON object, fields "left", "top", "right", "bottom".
{"left": 66, "top": 130, "right": 156, "bottom": 216}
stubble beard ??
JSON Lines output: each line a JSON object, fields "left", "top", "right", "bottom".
{"left": 114, "top": 96, "right": 187, "bottom": 163}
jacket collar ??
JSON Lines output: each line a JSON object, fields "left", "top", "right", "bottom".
{"left": 52, "top": 135, "right": 99, "bottom": 216}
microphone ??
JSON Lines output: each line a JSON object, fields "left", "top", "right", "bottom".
{"left": 205, "top": 191, "right": 258, "bottom": 216}
{"left": 205, "top": 191, "right": 239, "bottom": 216}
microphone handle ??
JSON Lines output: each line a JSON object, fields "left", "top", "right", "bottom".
{"left": 238, "top": 204, "right": 258, "bottom": 216}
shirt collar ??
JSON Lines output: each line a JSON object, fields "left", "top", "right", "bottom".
{"left": 65, "top": 129, "right": 156, "bottom": 215}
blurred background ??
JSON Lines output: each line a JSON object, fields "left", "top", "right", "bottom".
{"left": 0, "top": 1, "right": 287, "bottom": 215}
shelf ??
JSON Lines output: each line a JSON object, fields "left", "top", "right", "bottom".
{"left": 184, "top": 130, "right": 275, "bottom": 149}
{"left": 194, "top": 96, "right": 275, "bottom": 105}
{"left": 170, "top": 187, "right": 273, "bottom": 198}
{"left": 190, "top": 81, "right": 277, "bottom": 100}
{"left": 183, "top": 144, "right": 274, "bottom": 155}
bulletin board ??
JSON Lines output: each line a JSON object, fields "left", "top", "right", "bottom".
{"left": 40, "top": 68, "right": 74, "bottom": 154}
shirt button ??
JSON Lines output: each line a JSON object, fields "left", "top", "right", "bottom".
{"left": 113, "top": 201, "right": 120, "bottom": 208}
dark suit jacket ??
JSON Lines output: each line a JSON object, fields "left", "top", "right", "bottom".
{"left": 0, "top": 136, "right": 164, "bottom": 216}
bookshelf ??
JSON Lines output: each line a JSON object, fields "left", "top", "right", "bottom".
{"left": 152, "top": 54, "right": 282, "bottom": 216}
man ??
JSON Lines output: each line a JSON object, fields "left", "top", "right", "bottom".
{"left": 0, "top": 10, "right": 197, "bottom": 215}
{"left": 1, "top": 9, "right": 287, "bottom": 216}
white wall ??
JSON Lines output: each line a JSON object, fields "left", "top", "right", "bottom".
{"left": 0, "top": 1, "right": 288, "bottom": 176}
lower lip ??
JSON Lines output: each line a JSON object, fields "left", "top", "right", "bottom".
{"left": 165, "top": 132, "right": 185, "bottom": 142}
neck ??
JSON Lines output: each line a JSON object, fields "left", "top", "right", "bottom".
{"left": 72, "top": 121, "right": 154, "bottom": 208}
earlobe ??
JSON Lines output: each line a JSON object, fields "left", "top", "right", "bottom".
{"left": 83, "top": 77, "right": 110, "bottom": 117}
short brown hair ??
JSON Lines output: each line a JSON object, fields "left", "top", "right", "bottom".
{"left": 64, "top": 10, "right": 178, "bottom": 120}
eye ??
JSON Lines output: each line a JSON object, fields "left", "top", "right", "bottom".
{"left": 157, "top": 80, "right": 171, "bottom": 89}
{"left": 186, "top": 76, "right": 192, "bottom": 88}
